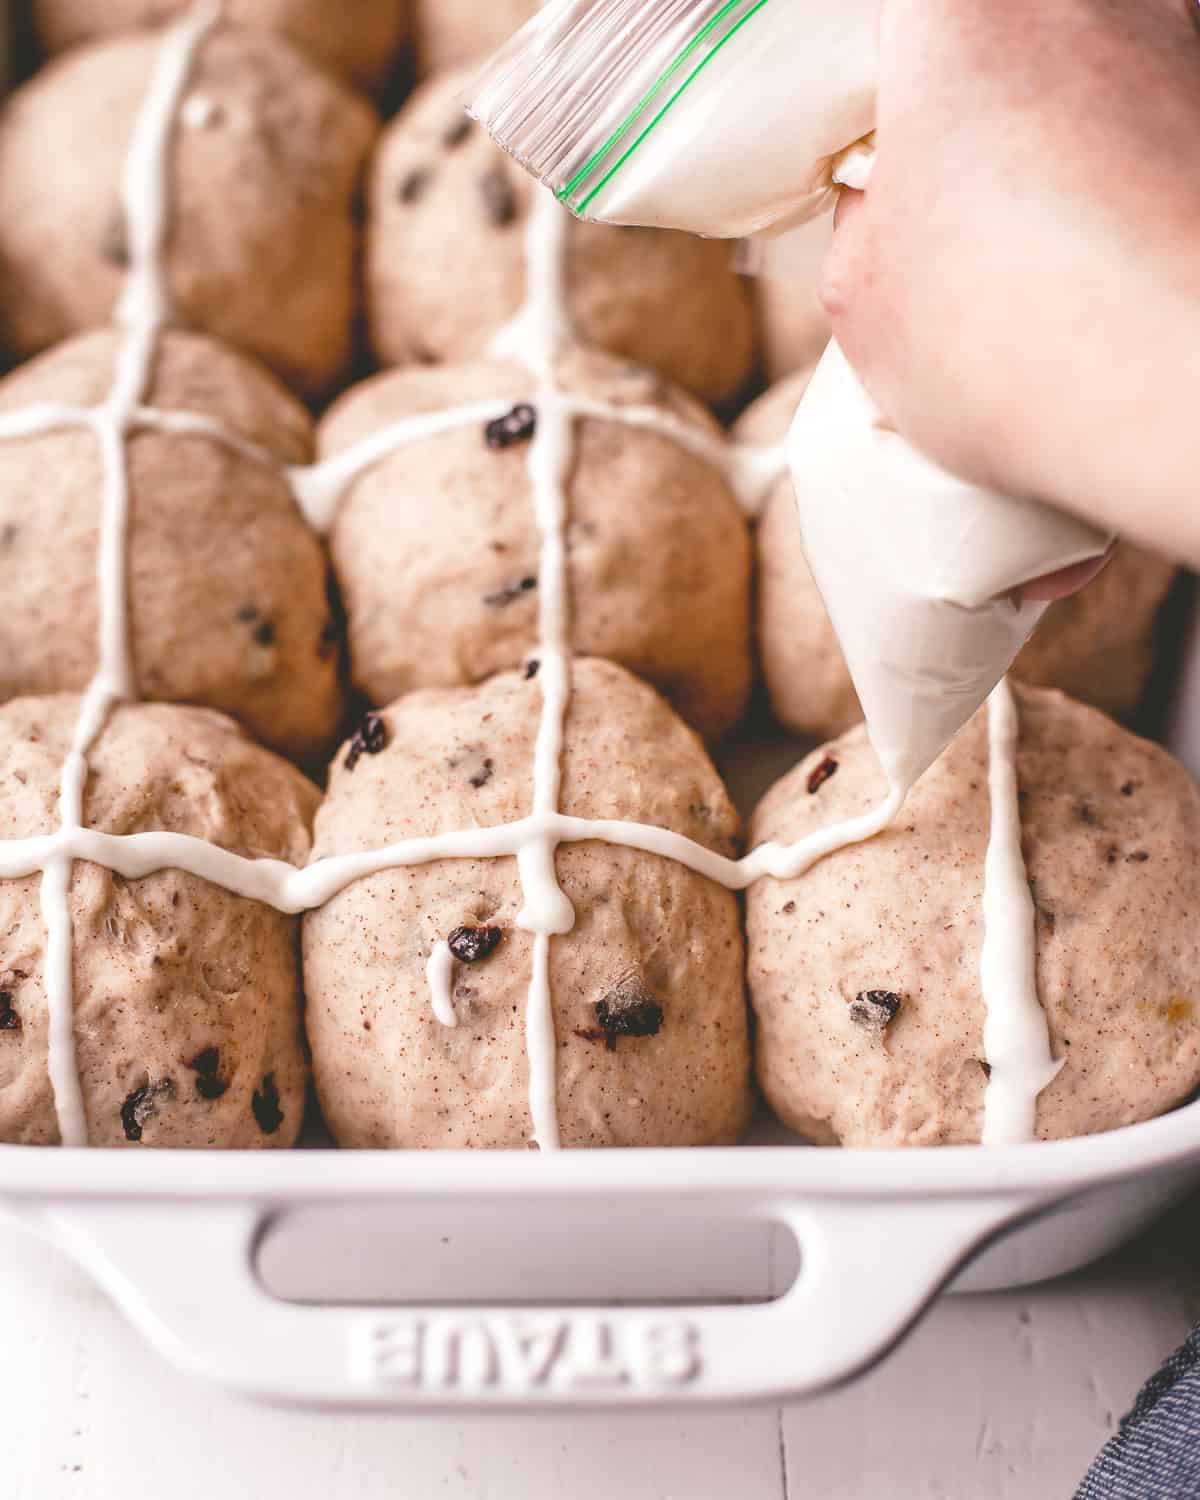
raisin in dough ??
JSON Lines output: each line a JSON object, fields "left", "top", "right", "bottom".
{"left": 409, "top": 0, "right": 536, "bottom": 76}
{"left": 304, "top": 659, "right": 752, "bottom": 1150}
{"left": 739, "top": 375, "right": 1178, "bottom": 741}
{"left": 0, "top": 697, "right": 317, "bottom": 1146}
{"left": 0, "top": 328, "right": 342, "bottom": 762}
{"left": 365, "top": 69, "right": 756, "bottom": 407}
{"left": 747, "top": 684, "right": 1200, "bottom": 1146}
{"left": 318, "top": 347, "right": 752, "bottom": 741}
{"left": 0, "top": 25, "right": 376, "bottom": 396}
{"left": 31, "top": 0, "right": 406, "bottom": 93}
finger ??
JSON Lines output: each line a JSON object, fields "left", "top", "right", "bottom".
{"left": 1016, "top": 546, "right": 1115, "bottom": 603}
{"left": 832, "top": 182, "right": 866, "bottom": 234}
{"left": 818, "top": 186, "right": 869, "bottom": 319}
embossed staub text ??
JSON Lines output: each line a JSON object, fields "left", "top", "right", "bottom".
{"left": 352, "top": 1314, "right": 703, "bottom": 1394}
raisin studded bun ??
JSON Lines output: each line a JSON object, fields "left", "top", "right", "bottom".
{"left": 747, "top": 685, "right": 1200, "bottom": 1146}
{"left": 0, "top": 23, "right": 376, "bottom": 396}
{"left": 409, "top": 0, "right": 536, "bottom": 77}
{"left": 30, "top": 0, "right": 407, "bottom": 93}
{"left": 0, "top": 698, "right": 317, "bottom": 1146}
{"left": 739, "top": 374, "right": 1177, "bottom": 742}
{"left": 310, "top": 346, "right": 754, "bottom": 741}
{"left": 304, "top": 659, "right": 752, "bottom": 1150}
{"left": 0, "top": 328, "right": 343, "bottom": 761}
{"left": 365, "top": 69, "right": 757, "bottom": 407}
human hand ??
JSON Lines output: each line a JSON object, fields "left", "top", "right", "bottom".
{"left": 821, "top": 0, "right": 1200, "bottom": 568}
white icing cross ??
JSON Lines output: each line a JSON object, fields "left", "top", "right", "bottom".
{"left": 0, "top": 0, "right": 1055, "bottom": 1149}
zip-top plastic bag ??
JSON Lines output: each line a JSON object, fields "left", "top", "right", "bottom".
{"left": 470, "top": 0, "right": 879, "bottom": 238}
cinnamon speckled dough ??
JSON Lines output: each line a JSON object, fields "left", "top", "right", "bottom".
{"left": 0, "top": 697, "right": 318, "bottom": 1146}
{"left": 0, "top": 25, "right": 376, "bottom": 395}
{"left": 366, "top": 70, "right": 756, "bottom": 406}
{"left": 0, "top": 328, "right": 343, "bottom": 762}
{"left": 319, "top": 347, "right": 752, "bottom": 741}
{"left": 739, "top": 376, "right": 1177, "bottom": 740}
{"left": 304, "top": 659, "right": 752, "bottom": 1149}
{"left": 747, "top": 684, "right": 1200, "bottom": 1146}
{"left": 410, "top": 0, "right": 535, "bottom": 75}
{"left": 31, "top": 0, "right": 406, "bottom": 92}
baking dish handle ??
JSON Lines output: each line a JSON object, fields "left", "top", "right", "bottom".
{"left": 38, "top": 1191, "right": 1038, "bottom": 1409}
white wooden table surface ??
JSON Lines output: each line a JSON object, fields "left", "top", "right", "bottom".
{"left": 2, "top": 1195, "right": 1197, "bottom": 1500}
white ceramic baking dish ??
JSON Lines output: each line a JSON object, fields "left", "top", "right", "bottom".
{"left": 0, "top": 642, "right": 1194, "bottom": 1414}
{"left": 2, "top": 3, "right": 1198, "bottom": 1413}
{"left": 4, "top": 1081, "right": 1200, "bottom": 1410}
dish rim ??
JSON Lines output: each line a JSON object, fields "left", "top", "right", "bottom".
{"left": 2, "top": 1093, "right": 1198, "bottom": 1204}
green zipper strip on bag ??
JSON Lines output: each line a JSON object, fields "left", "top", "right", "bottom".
{"left": 558, "top": 0, "right": 775, "bottom": 216}
{"left": 556, "top": 0, "right": 753, "bottom": 205}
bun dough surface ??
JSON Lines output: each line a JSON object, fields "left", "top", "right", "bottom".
{"left": 0, "top": 697, "right": 317, "bottom": 1146}
{"left": 30, "top": 0, "right": 407, "bottom": 92}
{"left": 0, "top": 25, "right": 376, "bottom": 395}
{"left": 0, "top": 328, "right": 343, "bottom": 761}
{"left": 304, "top": 658, "right": 752, "bottom": 1149}
{"left": 318, "top": 347, "right": 752, "bottom": 741}
{"left": 747, "top": 685, "right": 1200, "bottom": 1146}
{"left": 409, "top": 0, "right": 536, "bottom": 76}
{"left": 366, "top": 70, "right": 756, "bottom": 407}
{"left": 739, "top": 376, "right": 1177, "bottom": 741}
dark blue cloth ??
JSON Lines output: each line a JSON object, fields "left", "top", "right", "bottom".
{"left": 1076, "top": 1326, "right": 1200, "bottom": 1498}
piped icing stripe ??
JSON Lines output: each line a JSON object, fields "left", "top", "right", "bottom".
{"left": 495, "top": 190, "right": 575, "bottom": 1150}
{"left": 980, "top": 679, "right": 1063, "bottom": 1143}
{"left": 0, "top": 807, "right": 912, "bottom": 921}
{"left": 0, "top": 373, "right": 786, "bottom": 533}
{"left": 287, "top": 393, "right": 784, "bottom": 535}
